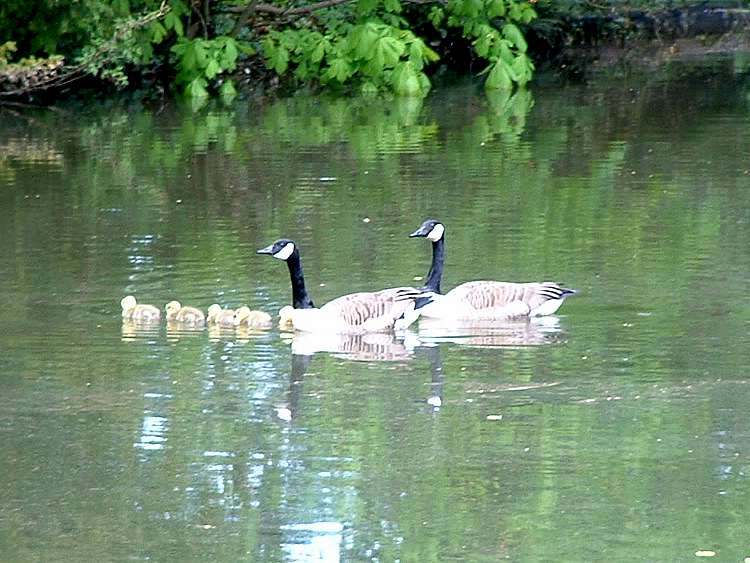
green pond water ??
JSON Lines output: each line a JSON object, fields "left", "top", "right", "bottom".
{"left": 1, "top": 56, "right": 750, "bottom": 561}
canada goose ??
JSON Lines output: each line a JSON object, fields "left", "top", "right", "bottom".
{"left": 120, "top": 295, "right": 161, "bottom": 322}
{"left": 256, "top": 239, "right": 425, "bottom": 333}
{"left": 206, "top": 304, "right": 238, "bottom": 327}
{"left": 164, "top": 300, "right": 206, "bottom": 325}
{"left": 409, "top": 219, "right": 575, "bottom": 321}
{"left": 234, "top": 306, "right": 273, "bottom": 329}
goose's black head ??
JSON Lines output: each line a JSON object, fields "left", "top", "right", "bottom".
{"left": 257, "top": 238, "right": 314, "bottom": 309}
{"left": 409, "top": 219, "right": 445, "bottom": 242}
{"left": 257, "top": 239, "right": 297, "bottom": 261}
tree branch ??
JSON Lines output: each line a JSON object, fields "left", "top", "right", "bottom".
{"left": 224, "top": 0, "right": 355, "bottom": 16}
{"left": 230, "top": 0, "right": 258, "bottom": 36}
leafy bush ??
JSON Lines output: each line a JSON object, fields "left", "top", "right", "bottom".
{"left": 0, "top": 0, "right": 538, "bottom": 102}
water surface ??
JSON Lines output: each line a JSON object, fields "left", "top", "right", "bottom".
{"left": 2, "top": 56, "right": 750, "bottom": 561}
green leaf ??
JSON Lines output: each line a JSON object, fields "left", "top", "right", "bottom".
{"left": 186, "top": 76, "right": 208, "bottom": 99}
{"left": 237, "top": 41, "right": 255, "bottom": 56}
{"left": 462, "top": 0, "right": 483, "bottom": 18}
{"left": 409, "top": 42, "right": 423, "bottom": 70}
{"left": 473, "top": 29, "right": 494, "bottom": 59}
{"left": 356, "top": 0, "right": 378, "bottom": 14}
{"left": 312, "top": 39, "right": 326, "bottom": 63}
{"left": 179, "top": 41, "right": 197, "bottom": 72}
{"left": 498, "top": 39, "right": 514, "bottom": 66}
{"left": 221, "top": 38, "right": 238, "bottom": 69}
{"left": 485, "top": 59, "right": 512, "bottom": 90}
{"left": 113, "top": 0, "right": 130, "bottom": 15}
{"left": 512, "top": 53, "right": 533, "bottom": 85}
{"left": 205, "top": 58, "right": 220, "bottom": 79}
{"left": 164, "top": 11, "right": 183, "bottom": 37}
{"left": 361, "top": 81, "right": 378, "bottom": 95}
{"left": 274, "top": 46, "right": 289, "bottom": 74}
{"left": 150, "top": 21, "right": 167, "bottom": 44}
{"left": 392, "top": 62, "right": 416, "bottom": 96}
{"left": 521, "top": 4, "right": 537, "bottom": 23}
{"left": 219, "top": 80, "right": 237, "bottom": 104}
{"left": 351, "top": 24, "right": 379, "bottom": 60}
{"left": 422, "top": 43, "right": 440, "bottom": 63}
{"left": 193, "top": 40, "right": 209, "bottom": 67}
{"left": 428, "top": 6, "right": 444, "bottom": 27}
{"left": 417, "top": 71, "right": 431, "bottom": 95}
{"left": 366, "top": 48, "right": 385, "bottom": 75}
{"left": 487, "top": 0, "right": 506, "bottom": 18}
{"left": 502, "top": 23, "right": 527, "bottom": 52}
{"left": 262, "top": 38, "right": 288, "bottom": 74}
{"left": 383, "top": 0, "right": 401, "bottom": 13}
{"left": 376, "top": 36, "right": 404, "bottom": 68}
{"left": 508, "top": 2, "right": 535, "bottom": 23}
{"left": 261, "top": 38, "right": 275, "bottom": 63}
{"left": 326, "top": 58, "right": 352, "bottom": 83}
{"left": 171, "top": 0, "right": 190, "bottom": 17}
{"left": 295, "top": 60, "right": 310, "bottom": 79}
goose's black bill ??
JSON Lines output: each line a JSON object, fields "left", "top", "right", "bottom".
{"left": 409, "top": 225, "right": 431, "bottom": 237}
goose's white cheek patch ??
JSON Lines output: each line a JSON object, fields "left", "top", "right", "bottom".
{"left": 273, "top": 242, "right": 295, "bottom": 260}
{"left": 427, "top": 223, "right": 444, "bottom": 242}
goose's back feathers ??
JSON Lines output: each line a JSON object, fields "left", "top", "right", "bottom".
{"left": 324, "top": 288, "right": 414, "bottom": 328}
{"left": 289, "top": 287, "right": 420, "bottom": 333}
{"left": 421, "top": 281, "right": 575, "bottom": 320}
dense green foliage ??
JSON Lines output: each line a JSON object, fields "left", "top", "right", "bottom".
{"left": 0, "top": 0, "right": 537, "bottom": 101}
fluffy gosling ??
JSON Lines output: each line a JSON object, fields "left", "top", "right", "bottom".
{"left": 164, "top": 300, "right": 205, "bottom": 326}
{"left": 121, "top": 295, "right": 161, "bottom": 322}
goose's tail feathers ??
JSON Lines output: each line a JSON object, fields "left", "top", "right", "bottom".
{"left": 393, "top": 287, "right": 435, "bottom": 305}
{"left": 393, "top": 288, "right": 437, "bottom": 330}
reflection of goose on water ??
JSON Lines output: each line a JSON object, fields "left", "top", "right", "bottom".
{"left": 164, "top": 300, "right": 205, "bottom": 325}
{"left": 417, "top": 316, "right": 562, "bottom": 348}
{"left": 257, "top": 239, "right": 425, "bottom": 334}
{"left": 408, "top": 219, "right": 576, "bottom": 323}
{"left": 121, "top": 295, "right": 161, "bottom": 322}
{"left": 287, "top": 330, "right": 415, "bottom": 361}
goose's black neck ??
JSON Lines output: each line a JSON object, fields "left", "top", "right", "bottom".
{"left": 286, "top": 250, "right": 315, "bottom": 309}
{"left": 423, "top": 237, "right": 444, "bottom": 293}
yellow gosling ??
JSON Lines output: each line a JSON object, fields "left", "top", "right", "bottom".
{"left": 121, "top": 295, "right": 161, "bottom": 322}
{"left": 234, "top": 306, "right": 272, "bottom": 329}
{"left": 207, "top": 304, "right": 237, "bottom": 327}
{"left": 164, "top": 300, "right": 205, "bottom": 325}
{"left": 278, "top": 305, "right": 295, "bottom": 330}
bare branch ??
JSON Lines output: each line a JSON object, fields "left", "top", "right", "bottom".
{"left": 224, "top": 0, "right": 355, "bottom": 16}
{"left": 230, "top": 0, "right": 258, "bottom": 36}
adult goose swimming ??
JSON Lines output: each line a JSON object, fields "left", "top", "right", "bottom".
{"left": 409, "top": 219, "right": 576, "bottom": 321}
{"left": 257, "top": 239, "right": 426, "bottom": 333}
